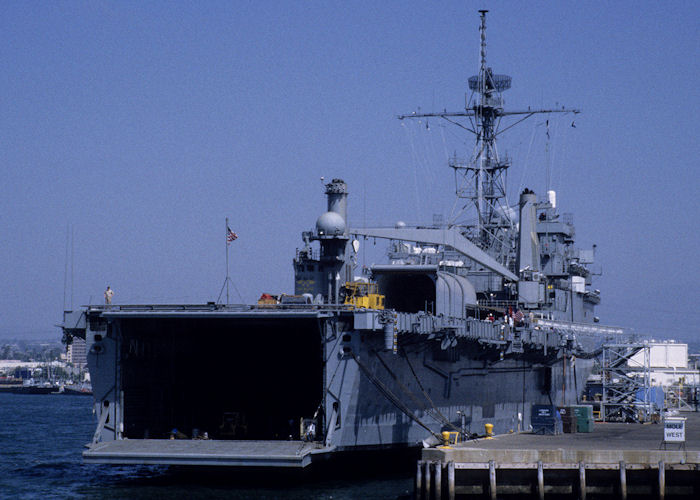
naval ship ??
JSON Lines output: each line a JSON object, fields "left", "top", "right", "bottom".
{"left": 62, "top": 11, "right": 625, "bottom": 468}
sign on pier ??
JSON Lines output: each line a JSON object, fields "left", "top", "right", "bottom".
{"left": 663, "top": 416, "right": 686, "bottom": 443}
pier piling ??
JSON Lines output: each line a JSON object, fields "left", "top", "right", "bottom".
{"left": 424, "top": 459, "right": 431, "bottom": 500}
{"left": 619, "top": 460, "right": 627, "bottom": 500}
{"left": 434, "top": 461, "right": 442, "bottom": 500}
{"left": 446, "top": 461, "right": 455, "bottom": 500}
{"left": 416, "top": 460, "right": 423, "bottom": 499}
{"left": 488, "top": 460, "right": 496, "bottom": 500}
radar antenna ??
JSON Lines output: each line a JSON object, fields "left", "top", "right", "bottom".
{"left": 399, "top": 10, "right": 579, "bottom": 267}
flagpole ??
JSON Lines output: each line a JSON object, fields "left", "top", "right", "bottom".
{"left": 218, "top": 219, "right": 242, "bottom": 305}
{"left": 225, "top": 217, "right": 230, "bottom": 304}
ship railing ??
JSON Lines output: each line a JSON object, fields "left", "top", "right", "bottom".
{"left": 85, "top": 303, "right": 358, "bottom": 313}
{"left": 476, "top": 299, "right": 518, "bottom": 310}
{"left": 87, "top": 304, "right": 228, "bottom": 312}
{"left": 393, "top": 310, "right": 622, "bottom": 357}
{"left": 295, "top": 248, "right": 320, "bottom": 261}
{"left": 535, "top": 318, "right": 630, "bottom": 338}
{"left": 248, "top": 303, "right": 355, "bottom": 312}
{"left": 394, "top": 312, "right": 508, "bottom": 344}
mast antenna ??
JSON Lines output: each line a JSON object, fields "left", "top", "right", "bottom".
{"left": 479, "top": 10, "right": 488, "bottom": 81}
{"left": 398, "top": 10, "right": 579, "bottom": 268}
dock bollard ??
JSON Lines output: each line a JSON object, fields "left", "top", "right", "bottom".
{"left": 484, "top": 423, "right": 493, "bottom": 439}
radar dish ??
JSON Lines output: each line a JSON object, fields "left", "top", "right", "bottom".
{"left": 468, "top": 74, "right": 512, "bottom": 92}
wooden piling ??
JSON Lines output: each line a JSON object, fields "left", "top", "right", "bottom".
{"left": 658, "top": 460, "right": 665, "bottom": 500}
{"left": 537, "top": 461, "right": 544, "bottom": 500}
{"left": 579, "top": 461, "right": 586, "bottom": 500}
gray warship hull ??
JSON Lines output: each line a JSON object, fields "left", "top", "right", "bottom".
{"left": 63, "top": 302, "right": 613, "bottom": 466}
{"left": 62, "top": 11, "right": 623, "bottom": 467}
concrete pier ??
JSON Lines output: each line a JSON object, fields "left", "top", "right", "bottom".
{"left": 418, "top": 412, "right": 700, "bottom": 499}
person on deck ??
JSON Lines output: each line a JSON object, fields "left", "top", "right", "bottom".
{"left": 104, "top": 286, "right": 114, "bottom": 305}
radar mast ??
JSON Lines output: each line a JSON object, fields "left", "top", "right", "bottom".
{"left": 399, "top": 10, "right": 578, "bottom": 270}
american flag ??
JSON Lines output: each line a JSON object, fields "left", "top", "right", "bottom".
{"left": 513, "top": 309, "right": 524, "bottom": 323}
{"left": 227, "top": 227, "right": 238, "bottom": 243}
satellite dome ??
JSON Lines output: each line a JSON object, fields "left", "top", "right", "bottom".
{"left": 395, "top": 221, "right": 406, "bottom": 229}
{"left": 316, "top": 211, "right": 345, "bottom": 236}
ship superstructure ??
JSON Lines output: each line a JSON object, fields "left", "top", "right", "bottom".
{"left": 62, "top": 11, "right": 626, "bottom": 468}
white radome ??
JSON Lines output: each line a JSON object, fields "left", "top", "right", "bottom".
{"left": 316, "top": 211, "right": 346, "bottom": 236}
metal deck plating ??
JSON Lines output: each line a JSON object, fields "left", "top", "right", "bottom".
{"left": 84, "top": 440, "right": 329, "bottom": 468}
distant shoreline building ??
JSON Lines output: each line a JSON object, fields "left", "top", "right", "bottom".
{"left": 66, "top": 337, "right": 87, "bottom": 370}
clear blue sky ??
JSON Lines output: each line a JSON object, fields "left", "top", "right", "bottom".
{"left": 1, "top": 1, "right": 698, "bottom": 342}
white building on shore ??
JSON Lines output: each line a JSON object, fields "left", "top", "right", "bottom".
{"left": 629, "top": 341, "right": 700, "bottom": 386}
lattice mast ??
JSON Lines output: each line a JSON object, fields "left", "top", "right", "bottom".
{"left": 399, "top": 10, "right": 578, "bottom": 266}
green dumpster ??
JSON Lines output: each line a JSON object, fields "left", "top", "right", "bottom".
{"left": 572, "top": 405, "right": 594, "bottom": 433}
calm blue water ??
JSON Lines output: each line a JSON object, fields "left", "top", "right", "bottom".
{"left": 0, "top": 393, "right": 413, "bottom": 499}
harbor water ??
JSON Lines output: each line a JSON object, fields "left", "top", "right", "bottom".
{"left": 0, "top": 393, "right": 412, "bottom": 499}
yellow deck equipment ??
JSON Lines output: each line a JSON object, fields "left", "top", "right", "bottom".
{"left": 343, "top": 281, "right": 385, "bottom": 310}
